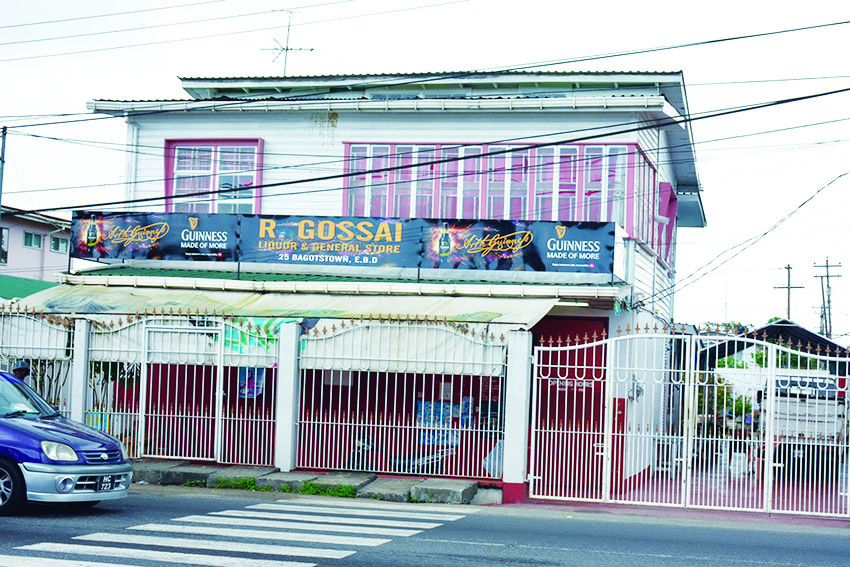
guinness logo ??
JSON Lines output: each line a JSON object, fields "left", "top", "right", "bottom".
{"left": 555, "top": 225, "right": 567, "bottom": 239}
{"left": 189, "top": 217, "right": 199, "bottom": 230}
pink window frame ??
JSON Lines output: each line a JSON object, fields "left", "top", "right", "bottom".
{"left": 341, "top": 142, "right": 653, "bottom": 231}
{"left": 164, "top": 138, "right": 264, "bottom": 213}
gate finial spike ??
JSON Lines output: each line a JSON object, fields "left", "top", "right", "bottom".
{"left": 601, "top": 329, "right": 607, "bottom": 339}
{"left": 617, "top": 326, "right": 623, "bottom": 336}
{"left": 556, "top": 335, "right": 562, "bottom": 346}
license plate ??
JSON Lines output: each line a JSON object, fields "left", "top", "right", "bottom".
{"left": 96, "top": 475, "right": 115, "bottom": 491}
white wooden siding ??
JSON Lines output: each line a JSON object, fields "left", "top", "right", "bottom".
{"left": 129, "top": 110, "right": 642, "bottom": 216}
{"left": 633, "top": 245, "right": 673, "bottom": 321}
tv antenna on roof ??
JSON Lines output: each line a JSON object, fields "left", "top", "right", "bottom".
{"left": 261, "top": 11, "right": 314, "bottom": 77}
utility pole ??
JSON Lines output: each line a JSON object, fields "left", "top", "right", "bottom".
{"left": 774, "top": 264, "right": 803, "bottom": 320}
{"left": 0, "top": 126, "right": 6, "bottom": 256}
{"left": 261, "top": 11, "right": 314, "bottom": 76}
{"left": 814, "top": 258, "right": 841, "bottom": 338}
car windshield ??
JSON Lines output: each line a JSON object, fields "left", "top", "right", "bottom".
{"left": 0, "top": 377, "right": 57, "bottom": 418}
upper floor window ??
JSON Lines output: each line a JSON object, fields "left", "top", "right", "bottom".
{"left": 0, "top": 228, "right": 8, "bottom": 265}
{"left": 342, "top": 142, "right": 643, "bottom": 229}
{"left": 50, "top": 236, "right": 69, "bottom": 254}
{"left": 23, "top": 232, "right": 42, "bottom": 249}
{"left": 165, "top": 139, "right": 263, "bottom": 214}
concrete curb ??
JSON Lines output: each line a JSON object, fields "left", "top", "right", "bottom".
{"left": 131, "top": 459, "right": 496, "bottom": 505}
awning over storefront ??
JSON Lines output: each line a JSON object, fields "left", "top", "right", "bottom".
{"left": 22, "top": 284, "right": 559, "bottom": 328}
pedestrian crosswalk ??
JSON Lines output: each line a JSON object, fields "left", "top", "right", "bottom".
{"left": 4, "top": 496, "right": 477, "bottom": 567}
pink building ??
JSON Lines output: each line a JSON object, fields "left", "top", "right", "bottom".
{"left": 0, "top": 206, "right": 70, "bottom": 285}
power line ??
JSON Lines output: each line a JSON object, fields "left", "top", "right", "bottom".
{"left": 0, "top": 0, "right": 466, "bottom": 64}
{"left": 0, "top": 0, "right": 230, "bottom": 29}
{"left": 0, "top": 8, "right": 290, "bottom": 48}
{"left": 644, "top": 170, "right": 850, "bottom": 307}
{"left": 9, "top": 94, "right": 850, "bottom": 201}
{"left": 21, "top": 83, "right": 850, "bottom": 215}
{"left": 473, "top": 20, "right": 850, "bottom": 76}
{"left": 6, "top": 15, "right": 850, "bottom": 129}
{"left": 7, "top": 72, "right": 850, "bottom": 122}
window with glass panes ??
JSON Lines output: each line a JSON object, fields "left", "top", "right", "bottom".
{"left": 166, "top": 140, "right": 262, "bottom": 213}
{"left": 0, "top": 228, "right": 8, "bottom": 264}
{"left": 23, "top": 232, "right": 42, "bottom": 249}
{"left": 50, "top": 236, "right": 69, "bottom": 254}
{"left": 343, "top": 142, "right": 648, "bottom": 230}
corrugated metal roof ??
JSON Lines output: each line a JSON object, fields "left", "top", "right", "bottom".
{"left": 24, "top": 284, "right": 559, "bottom": 326}
{"left": 78, "top": 265, "right": 577, "bottom": 287}
{"left": 177, "top": 70, "right": 683, "bottom": 81}
{"left": 91, "top": 93, "right": 654, "bottom": 104}
{"left": 0, "top": 274, "right": 58, "bottom": 301}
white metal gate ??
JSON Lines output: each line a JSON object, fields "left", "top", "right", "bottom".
{"left": 140, "top": 325, "right": 223, "bottom": 461}
{"left": 85, "top": 314, "right": 280, "bottom": 466}
{"left": 296, "top": 318, "right": 508, "bottom": 479}
{"left": 530, "top": 330, "right": 850, "bottom": 517}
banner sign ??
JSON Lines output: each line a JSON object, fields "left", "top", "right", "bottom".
{"left": 72, "top": 212, "right": 614, "bottom": 274}
{"left": 72, "top": 212, "right": 238, "bottom": 262}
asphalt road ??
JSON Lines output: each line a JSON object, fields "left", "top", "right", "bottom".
{"left": 1, "top": 485, "right": 849, "bottom": 567}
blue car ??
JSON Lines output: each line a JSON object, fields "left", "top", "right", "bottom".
{"left": 0, "top": 372, "right": 133, "bottom": 515}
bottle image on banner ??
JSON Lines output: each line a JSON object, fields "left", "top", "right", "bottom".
{"left": 86, "top": 214, "right": 99, "bottom": 249}
{"left": 438, "top": 222, "right": 452, "bottom": 257}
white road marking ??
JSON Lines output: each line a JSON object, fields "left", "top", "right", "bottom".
{"left": 128, "top": 523, "right": 390, "bottom": 547}
{"left": 17, "top": 543, "right": 315, "bottom": 567}
{"left": 211, "top": 509, "right": 442, "bottom": 529}
{"left": 249, "top": 503, "right": 465, "bottom": 522}
{"left": 174, "top": 514, "right": 422, "bottom": 537}
{"left": 0, "top": 555, "right": 132, "bottom": 567}
{"left": 74, "top": 533, "right": 354, "bottom": 560}
{"left": 281, "top": 497, "right": 480, "bottom": 514}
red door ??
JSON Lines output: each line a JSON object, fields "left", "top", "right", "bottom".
{"left": 530, "top": 317, "right": 616, "bottom": 500}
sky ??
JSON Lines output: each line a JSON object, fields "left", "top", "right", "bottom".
{"left": 2, "top": 0, "right": 850, "bottom": 341}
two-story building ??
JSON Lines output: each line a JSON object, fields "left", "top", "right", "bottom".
{"left": 83, "top": 71, "right": 703, "bottom": 327}
{"left": 14, "top": 71, "right": 706, "bottom": 503}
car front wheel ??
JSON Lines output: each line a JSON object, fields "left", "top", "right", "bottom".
{"left": 0, "top": 459, "right": 25, "bottom": 516}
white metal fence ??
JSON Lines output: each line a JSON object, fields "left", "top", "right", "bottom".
{"left": 297, "top": 319, "right": 508, "bottom": 479}
{"left": 0, "top": 308, "right": 280, "bottom": 467}
{"left": 530, "top": 328, "right": 850, "bottom": 517}
{"left": 5, "top": 303, "right": 849, "bottom": 517}
{"left": 84, "top": 314, "right": 280, "bottom": 466}
{"left": 0, "top": 307, "right": 75, "bottom": 416}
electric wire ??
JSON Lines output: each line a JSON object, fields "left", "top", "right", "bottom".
{"left": 641, "top": 171, "right": 850, "bottom": 307}
{"left": 21, "top": 83, "right": 850, "bottom": 215}
{"left": 0, "top": 0, "right": 468, "bottom": 64}
{"left": 0, "top": 0, "right": 230, "bottom": 29}
{"left": 6, "top": 16, "right": 850, "bottom": 129}
{"left": 9, "top": 87, "right": 850, "bottom": 202}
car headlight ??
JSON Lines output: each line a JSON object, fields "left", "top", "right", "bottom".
{"left": 41, "top": 441, "right": 79, "bottom": 462}
{"left": 117, "top": 440, "right": 129, "bottom": 461}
